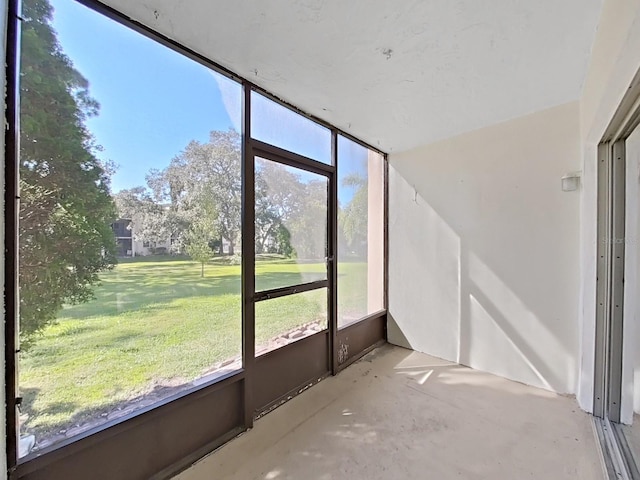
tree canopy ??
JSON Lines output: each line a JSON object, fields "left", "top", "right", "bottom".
{"left": 19, "top": 0, "right": 117, "bottom": 347}
{"left": 141, "top": 130, "right": 242, "bottom": 255}
{"left": 339, "top": 173, "right": 368, "bottom": 257}
{"left": 115, "top": 131, "right": 337, "bottom": 264}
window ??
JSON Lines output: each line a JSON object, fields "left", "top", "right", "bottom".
{"left": 9, "top": 0, "right": 387, "bottom": 474}
{"left": 254, "top": 157, "right": 328, "bottom": 292}
{"left": 254, "top": 157, "right": 329, "bottom": 355}
{"left": 251, "top": 91, "right": 332, "bottom": 164}
{"left": 111, "top": 219, "right": 131, "bottom": 238}
{"left": 17, "top": 0, "right": 242, "bottom": 456}
{"left": 337, "top": 136, "right": 385, "bottom": 327}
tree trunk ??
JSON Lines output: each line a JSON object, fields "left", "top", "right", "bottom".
{"left": 261, "top": 225, "right": 275, "bottom": 253}
{"left": 201, "top": 261, "right": 204, "bottom": 277}
{"left": 228, "top": 240, "right": 234, "bottom": 255}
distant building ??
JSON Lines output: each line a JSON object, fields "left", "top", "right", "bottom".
{"left": 111, "top": 218, "right": 233, "bottom": 257}
{"left": 110, "top": 218, "right": 172, "bottom": 257}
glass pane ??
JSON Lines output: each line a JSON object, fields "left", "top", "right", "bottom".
{"left": 255, "top": 289, "right": 328, "bottom": 356}
{"left": 17, "top": 0, "right": 242, "bottom": 456}
{"left": 620, "top": 421, "right": 640, "bottom": 469}
{"left": 337, "top": 136, "right": 385, "bottom": 328}
{"left": 619, "top": 123, "right": 640, "bottom": 470}
{"left": 255, "top": 157, "right": 328, "bottom": 292}
{"left": 251, "top": 91, "right": 332, "bottom": 164}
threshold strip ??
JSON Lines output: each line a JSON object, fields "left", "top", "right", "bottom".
{"left": 594, "top": 416, "right": 632, "bottom": 480}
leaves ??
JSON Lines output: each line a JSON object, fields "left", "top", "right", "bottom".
{"left": 144, "top": 129, "right": 242, "bottom": 254}
{"left": 184, "top": 218, "right": 216, "bottom": 277}
{"left": 119, "top": 136, "right": 335, "bottom": 262}
{"left": 19, "top": 0, "right": 117, "bottom": 348}
{"left": 339, "top": 173, "right": 368, "bottom": 257}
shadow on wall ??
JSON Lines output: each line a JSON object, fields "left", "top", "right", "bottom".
{"left": 387, "top": 102, "right": 581, "bottom": 394}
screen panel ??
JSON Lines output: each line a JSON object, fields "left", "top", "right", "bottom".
{"left": 17, "top": 0, "right": 243, "bottom": 456}
{"left": 337, "top": 135, "right": 385, "bottom": 328}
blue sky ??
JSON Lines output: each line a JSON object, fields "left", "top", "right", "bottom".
{"left": 49, "top": 0, "right": 367, "bottom": 204}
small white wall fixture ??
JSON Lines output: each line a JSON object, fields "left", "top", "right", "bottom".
{"left": 561, "top": 171, "right": 582, "bottom": 192}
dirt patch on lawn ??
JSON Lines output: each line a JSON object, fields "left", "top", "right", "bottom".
{"left": 26, "top": 320, "right": 324, "bottom": 454}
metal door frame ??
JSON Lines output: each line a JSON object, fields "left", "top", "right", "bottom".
{"left": 594, "top": 141, "right": 626, "bottom": 422}
{"left": 593, "top": 66, "right": 640, "bottom": 480}
{"left": 244, "top": 122, "right": 337, "bottom": 418}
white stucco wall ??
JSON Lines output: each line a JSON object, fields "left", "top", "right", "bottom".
{"left": 386, "top": 0, "right": 640, "bottom": 404}
{"left": 577, "top": 0, "right": 640, "bottom": 413}
{"left": 388, "top": 101, "right": 582, "bottom": 394}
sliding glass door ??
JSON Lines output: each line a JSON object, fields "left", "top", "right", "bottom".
{"left": 619, "top": 123, "right": 640, "bottom": 475}
{"left": 594, "top": 91, "right": 640, "bottom": 478}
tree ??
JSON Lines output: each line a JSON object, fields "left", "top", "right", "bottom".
{"left": 254, "top": 160, "right": 303, "bottom": 256}
{"left": 113, "top": 187, "right": 186, "bottom": 252}
{"left": 152, "top": 130, "right": 242, "bottom": 254}
{"left": 288, "top": 179, "right": 327, "bottom": 259}
{"left": 274, "top": 224, "right": 295, "bottom": 258}
{"left": 18, "top": 0, "right": 117, "bottom": 347}
{"left": 185, "top": 218, "right": 215, "bottom": 277}
{"left": 339, "top": 174, "right": 368, "bottom": 257}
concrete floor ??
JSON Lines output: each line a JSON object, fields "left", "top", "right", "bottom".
{"left": 175, "top": 345, "right": 604, "bottom": 480}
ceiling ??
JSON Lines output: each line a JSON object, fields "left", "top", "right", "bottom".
{"left": 100, "top": 0, "right": 604, "bottom": 154}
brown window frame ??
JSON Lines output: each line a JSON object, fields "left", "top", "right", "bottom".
{"left": 3, "top": 1, "right": 389, "bottom": 478}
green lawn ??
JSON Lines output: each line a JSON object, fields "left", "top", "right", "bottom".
{"left": 19, "top": 255, "right": 368, "bottom": 441}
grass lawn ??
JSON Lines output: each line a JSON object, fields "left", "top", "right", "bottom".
{"left": 19, "top": 255, "right": 369, "bottom": 441}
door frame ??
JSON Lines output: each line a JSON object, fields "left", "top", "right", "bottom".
{"left": 593, "top": 67, "right": 640, "bottom": 479}
{"left": 244, "top": 127, "right": 337, "bottom": 419}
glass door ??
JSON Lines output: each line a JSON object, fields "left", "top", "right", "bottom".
{"left": 614, "top": 123, "right": 640, "bottom": 476}
{"left": 253, "top": 155, "right": 330, "bottom": 355}
{"left": 249, "top": 148, "right": 334, "bottom": 414}
{"left": 594, "top": 112, "right": 640, "bottom": 479}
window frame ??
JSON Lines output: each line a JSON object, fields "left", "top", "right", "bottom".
{"left": 3, "top": 0, "right": 389, "bottom": 478}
